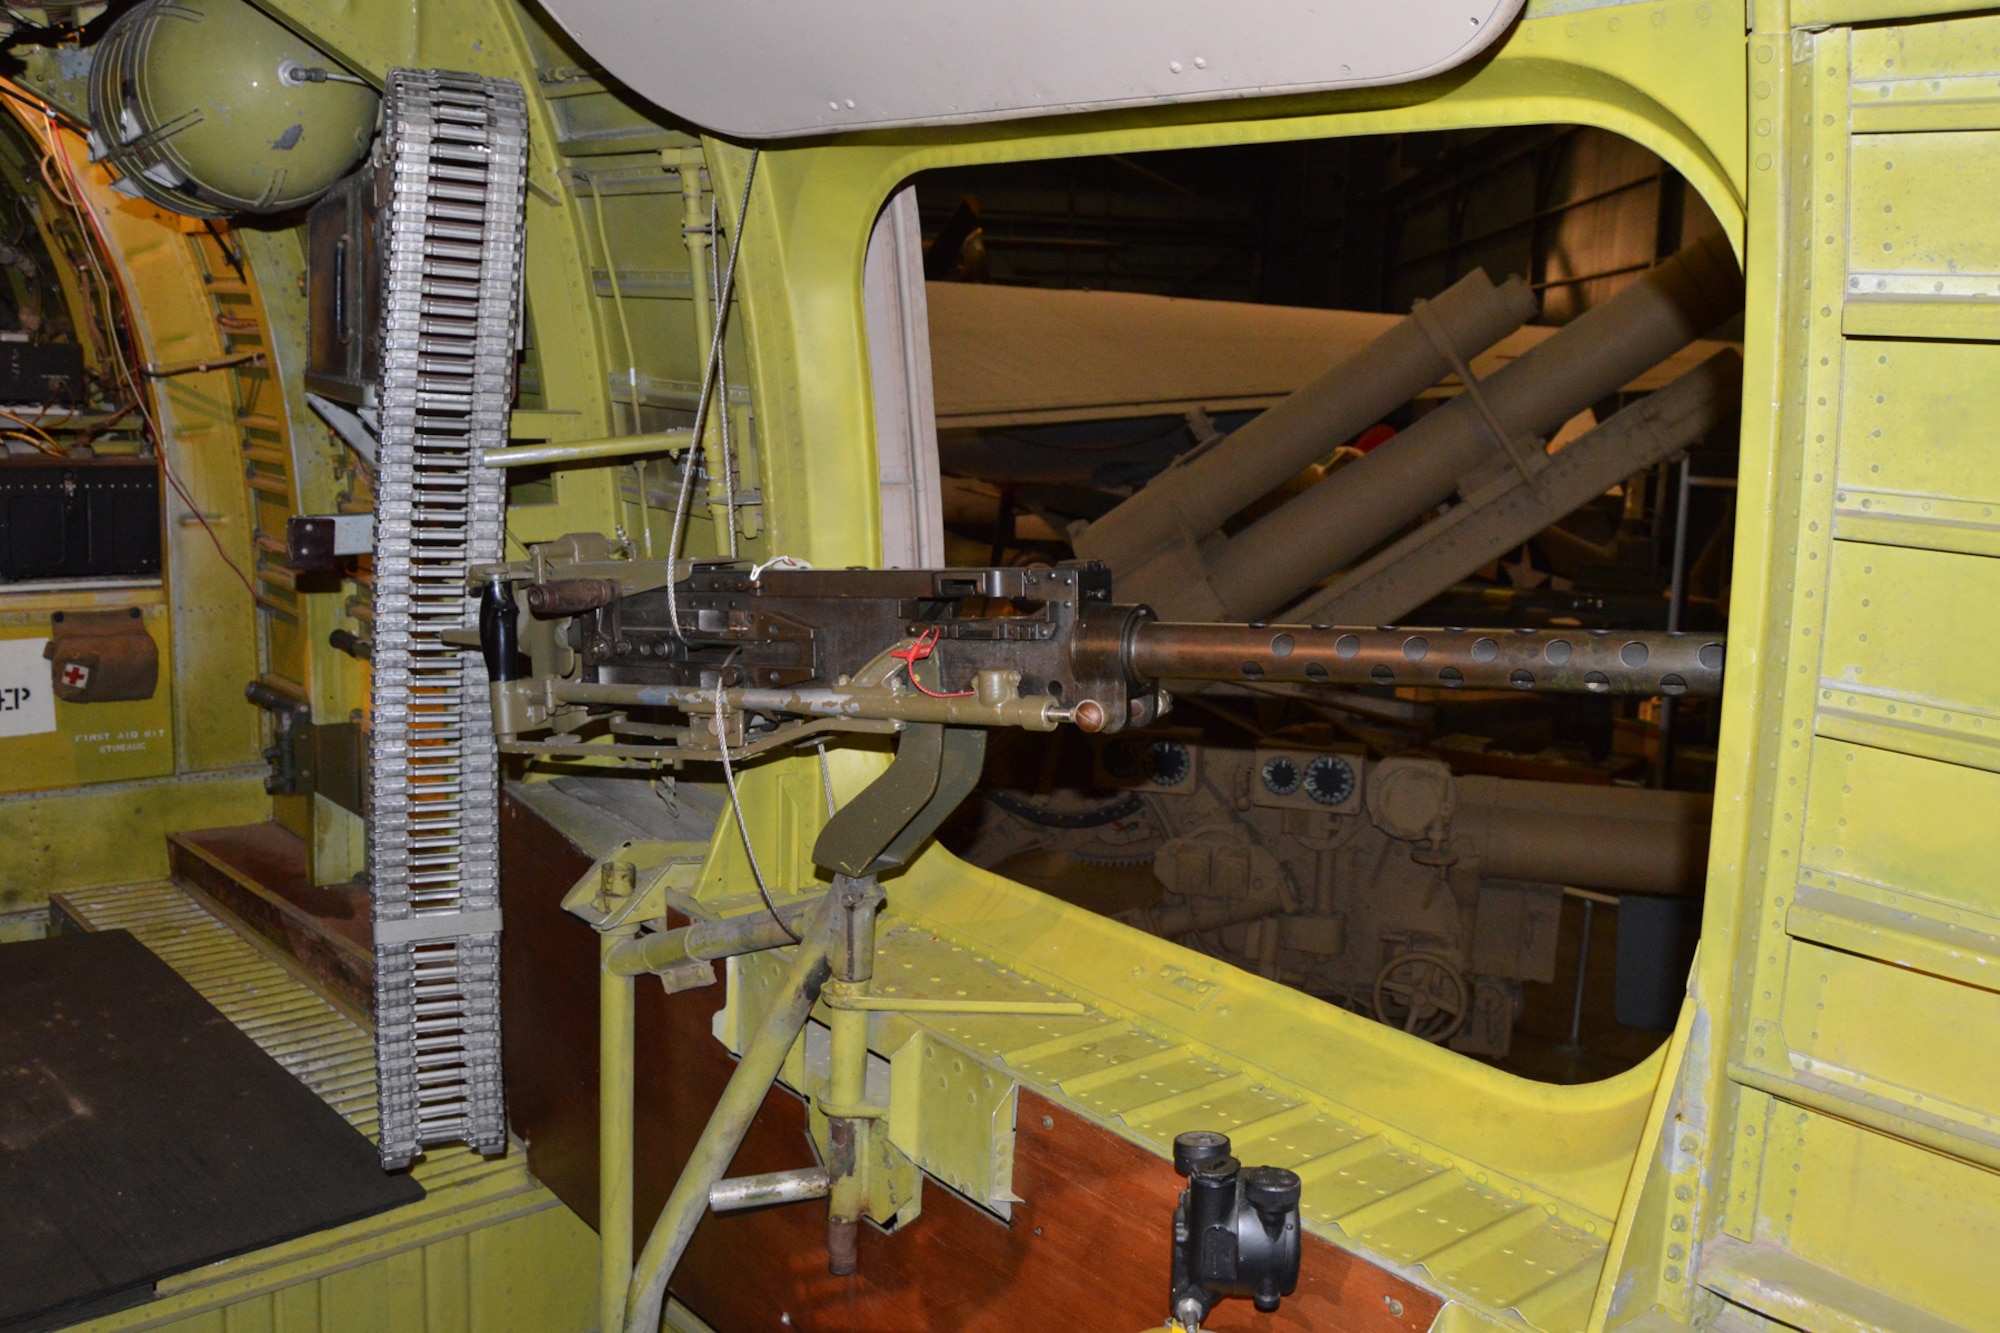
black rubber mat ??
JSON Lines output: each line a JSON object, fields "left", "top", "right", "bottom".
{"left": 0, "top": 928, "right": 424, "bottom": 1330}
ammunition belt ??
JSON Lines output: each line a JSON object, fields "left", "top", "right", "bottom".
{"left": 368, "top": 68, "right": 526, "bottom": 1169}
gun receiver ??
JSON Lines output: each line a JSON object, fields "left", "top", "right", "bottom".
{"left": 479, "top": 550, "right": 1723, "bottom": 764}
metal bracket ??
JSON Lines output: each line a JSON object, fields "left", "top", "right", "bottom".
{"left": 788, "top": 1012, "right": 924, "bottom": 1229}
{"left": 811, "top": 723, "right": 989, "bottom": 878}
{"left": 243, "top": 684, "right": 363, "bottom": 815}
{"left": 561, "top": 839, "right": 705, "bottom": 934}
{"left": 286, "top": 512, "right": 375, "bottom": 573}
{"left": 654, "top": 958, "right": 717, "bottom": 995}
{"left": 886, "top": 1032, "right": 1023, "bottom": 1219}
{"left": 305, "top": 392, "right": 381, "bottom": 469}
{"left": 244, "top": 681, "right": 309, "bottom": 795}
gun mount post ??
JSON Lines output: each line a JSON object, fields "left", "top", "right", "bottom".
{"left": 822, "top": 873, "right": 886, "bottom": 1276}
{"left": 616, "top": 712, "right": 992, "bottom": 1317}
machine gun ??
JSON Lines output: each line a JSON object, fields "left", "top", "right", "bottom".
{"left": 472, "top": 539, "right": 1724, "bottom": 1332}
{"left": 477, "top": 545, "right": 1720, "bottom": 879}
{"left": 481, "top": 546, "right": 1722, "bottom": 757}
{"left": 479, "top": 541, "right": 1722, "bottom": 886}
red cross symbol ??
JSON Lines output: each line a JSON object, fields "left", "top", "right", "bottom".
{"left": 61, "top": 664, "right": 87, "bottom": 687}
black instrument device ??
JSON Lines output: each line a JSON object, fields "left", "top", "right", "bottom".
{"left": 1169, "top": 1130, "right": 1303, "bottom": 1331}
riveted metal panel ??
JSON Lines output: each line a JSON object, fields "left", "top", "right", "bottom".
{"left": 1781, "top": 939, "right": 2000, "bottom": 1115}
{"left": 1802, "top": 740, "right": 2000, "bottom": 919}
{"left": 1769, "top": 1107, "right": 2000, "bottom": 1330}
{"left": 1836, "top": 341, "right": 2000, "bottom": 551}
{"left": 1821, "top": 542, "right": 2000, "bottom": 720}
{"left": 1849, "top": 132, "right": 2000, "bottom": 282}
{"left": 1677, "top": 15, "right": 2000, "bottom": 1327}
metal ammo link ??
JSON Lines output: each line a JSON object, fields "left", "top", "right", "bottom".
{"left": 368, "top": 69, "right": 526, "bottom": 1169}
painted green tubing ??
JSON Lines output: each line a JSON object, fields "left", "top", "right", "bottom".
{"left": 824, "top": 993, "right": 869, "bottom": 1275}
{"left": 483, "top": 428, "right": 694, "bottom": 470}
{"left": 622, "top": 898, "right": 834, "bottom": 1333}
{"left": 603, "top": 894, "right": 821, "bottom": 977}
{"left": 600, "top": 931, "right": 636, "bottom": 1333}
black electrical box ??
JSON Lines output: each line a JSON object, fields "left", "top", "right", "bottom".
{"left": 0, "top": 342, "right": 85, "bottom": 405}
{"left": 0, "top": 457, "right": 161, "bottom": 582}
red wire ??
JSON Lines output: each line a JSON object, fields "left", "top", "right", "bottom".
{"left": 890, "top": 626, "right": 974, "bottom": 699}
{"left": 159, "top": 456, "right": 256, "bottom": 598}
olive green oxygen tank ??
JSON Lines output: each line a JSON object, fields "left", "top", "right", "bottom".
{"left": 85, "top": 0, "right": 379, "bottom": 217}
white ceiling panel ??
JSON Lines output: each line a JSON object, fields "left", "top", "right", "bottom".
{"left": 536, "top": 0, "right": 1526, "bottom": 139}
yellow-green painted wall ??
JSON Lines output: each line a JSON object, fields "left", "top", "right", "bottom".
{"left": 8, "top": 0, "right": 1998, "bottom": 1324}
